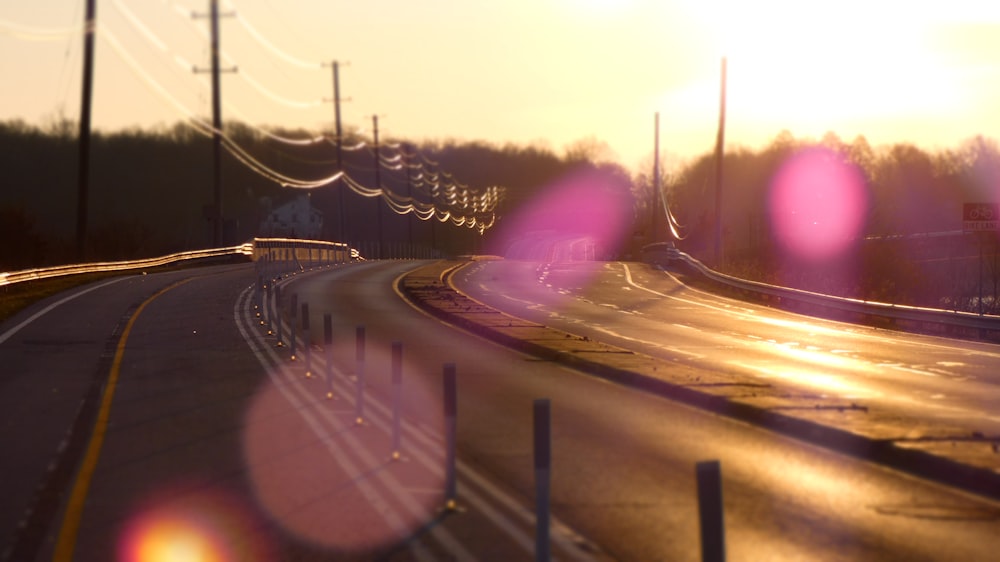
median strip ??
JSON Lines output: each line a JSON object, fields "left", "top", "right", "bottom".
{"left": 398, "top": 260, "right": 1000, "bottom": 502}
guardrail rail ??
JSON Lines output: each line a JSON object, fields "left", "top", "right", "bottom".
{"left": 663, "top": 250, "right": 1000, "bottom": 341}
{"left": 0, "top": 238, "right": 361, "bottom": 288}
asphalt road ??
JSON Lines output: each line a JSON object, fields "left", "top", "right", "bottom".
{"left": 2, "top": 259, "right": 999, "bottom": 561}
{"left": 452, "top": 260, "right": 1000, "bottom": 469}
{"left": 285, "top": 260, "right": 1000, "bottom": 561}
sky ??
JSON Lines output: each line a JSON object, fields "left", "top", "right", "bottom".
{"left": 2, "top": 0, "right": 1000, "bottom": 173}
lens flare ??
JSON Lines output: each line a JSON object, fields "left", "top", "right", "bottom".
{"left": 487, "top": 167, "right": 632, "bottom": 262}
{"left": 242, "top": 356, "right": 445, "bottom": 554}
{"left": 117, "top": 489, "right": 271, "bottom": 562}
{"left": 768, "top": 147, "right": 869, "bottom": 261}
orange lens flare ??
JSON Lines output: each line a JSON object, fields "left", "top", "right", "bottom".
{"left": 125, "top": 516, "right": 223, "bottom": 562}
{"left": 117, "top": 491, "right": 270, "bottom": 562}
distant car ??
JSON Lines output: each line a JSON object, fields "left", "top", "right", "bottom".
{"left": 640, "top": 241, "right": 679, "bottom": 265}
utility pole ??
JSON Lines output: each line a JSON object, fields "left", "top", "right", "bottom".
{"left": 194, "top": 0, "right": 235, "bottom": 247}
{"left": 322, "top": 61, "right": 345, "bottom": 171}
{"left": 372, "top": 115, "right": 383, "bottom": 259}
{"left": 322, "top": 60, "right": 348, "bottom": 243}
{"left": 652, "top": 112, "right": 660, "bottom": 245}
{"left": 403, "top": 143, "right": 414, "bottom": 254}
{"left": 714, "top": 57, "right": 728, "bottom": 268}
{"left": 75, "top": 0, "right": 96, "bottom": 260}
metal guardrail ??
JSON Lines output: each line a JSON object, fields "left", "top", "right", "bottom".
{"left": 0, "top": 238, "right": 361, "bottom": 288}
{"left": 668, "top": 250, "right": 1000, "bottom": 339}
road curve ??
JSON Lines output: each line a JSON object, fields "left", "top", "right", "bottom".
{"left": 3, "top": 260, "right": 1000, "bottom": 561}
{"left": 444, "top": 259, "right": 1000, "bottom": 486}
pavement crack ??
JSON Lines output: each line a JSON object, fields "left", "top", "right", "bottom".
{"left": 771, "top": 403, "right": 869, "bottom": 413}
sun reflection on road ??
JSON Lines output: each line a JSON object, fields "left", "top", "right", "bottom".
{"left": 730, "top": 338, "right": 884, "bottom": 398}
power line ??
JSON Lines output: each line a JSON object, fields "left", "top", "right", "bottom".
{"left": 19, "top": 2, "right": 504, "bottom": 241}
{"left": 0, "top": 19, "right": 81, "bottom": 41}
{"left": 228, "top": 0, "right": 320, "bottom": 70}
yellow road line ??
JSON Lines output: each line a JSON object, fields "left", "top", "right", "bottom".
{"left": 52, "top": 278, "right": 192, "bottom": 562}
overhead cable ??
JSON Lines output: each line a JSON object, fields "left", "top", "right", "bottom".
{"left": 228, "top": 2, "right": 320, "bottom": 70}
{"left": 0, "top": 19, "right": 80, "bottom": 41}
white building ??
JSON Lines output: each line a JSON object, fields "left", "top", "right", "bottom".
{"left": 259, "top": 194, "right": 323, "bottom": 239}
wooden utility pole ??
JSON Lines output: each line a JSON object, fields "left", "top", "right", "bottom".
{"left": 323, "top": 60, "right": 347, "bottom": 242}
{"left": 75, "top": 0, "right": 96, "bottom": 260}
{"left": 652, "top": 112, "right": 660, "bottom": 244}
{"left": 714, "top": 57, "right": 728, "bottom": 268}
{"left": 194, "top": 0, "right": 234, "bottom": 246}
{"left": 403, "top": 143, "right": 413, "bottom": 253}
{"left": 209, "top": 0, "right": 224, "bottom": 246}
{"left": 372, "top": 115, "right": 383, "bottom": 258}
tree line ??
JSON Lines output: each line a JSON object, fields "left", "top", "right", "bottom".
{"left": 3, "top": 118, "right": 998, "bottom": 313}
{"left": 0, "top": 118, "right": 631, "bottom": 269}
{"left": 636, "top": 131, "right": 1000, "bottom": 312}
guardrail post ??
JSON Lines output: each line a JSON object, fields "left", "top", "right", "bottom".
{"left": 443, "top": 363, "right": 458, "bottom": 510}
{"left": 302, "top": 302, "right": 312, "bottom": 376}
{"left": 274, "top": 284, "right": 283, "bottom": 347}
{"left": 261, "top": 277, "right": 271, "bottom": 334}
{"left": 534, "top": 398, "right": 551, "bottom": 562}
{"left": 355, "top": 325, "right": 366, "bottom": 425}
{"left": 324, "top": 313, "right": 334, "bottom": 399}
{"left": 290, "top": 293, "right": 298, "bottom": 360}
{"left": 255, "top": 274, "right": 263, "bottom": 322}
{"left": 391, "top": 341, "right": 403, "bottom": 460}
{"left": 696, "top": 460, "right": 725, "bottom": 562}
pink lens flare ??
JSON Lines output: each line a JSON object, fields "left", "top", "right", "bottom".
{"left": 486, "top": 167, "right": 633, "bottom": 262}
{"left": 242, "top": 357, "right": 445, "bottom": 554}
{"left": 768, "top": 147, "right": 869, "bottom": 261}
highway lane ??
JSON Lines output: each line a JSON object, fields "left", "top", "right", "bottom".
{"left": 1, "top": 261, "right": 600, "bottom": 561}
{"left": 6, "top": 262, "right": 598, "bottom": 562}
{"left": 0, "top": 266, "right": 245, "bottom": 561}
{"left": 453, "top": 260, "right": 1000, "bottom": 446}
{"left": 4, "top": 259, "right": 1000, "bottom": 561}
{"left": 285, "top": 260, "right": 1000, "bottom": 561}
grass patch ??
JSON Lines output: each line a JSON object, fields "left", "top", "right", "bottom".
{"left": 0, "top": 271, "right": 133, "bottom": 324}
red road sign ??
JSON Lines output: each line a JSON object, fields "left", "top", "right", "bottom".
{"left": 963, "top": 203, "right": 999, "bottom": 231}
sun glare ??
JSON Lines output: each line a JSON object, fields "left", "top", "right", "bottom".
{"left": 560, "top": 0, "right": 632, "bottom": 17}
{"left": 678, "top": 0, "right": 967, "bottom": 135}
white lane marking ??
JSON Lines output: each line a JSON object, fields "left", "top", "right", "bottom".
{"left": 887, "top": 364, "right": 940, "bottom": 378}
{"left": 250, "top": 277, "right": 601, "bottom": 561}
{"left": 620, "top": 263, "right": 736, "bottom": 316}
{"left": 393, "top": 267, "right": 603, "bottom": 561}
{"left": 234, "top": 287, "right": 440, "bottom": 562}
{"left": 0, "top": 277, "right": 128, "bottom": 346}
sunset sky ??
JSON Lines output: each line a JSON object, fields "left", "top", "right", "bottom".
{"left": 2, "top": 0, "right": 999, "bottom": 172}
